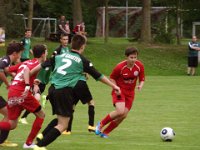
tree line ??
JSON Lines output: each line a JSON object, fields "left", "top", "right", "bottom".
{"left": 0, "top": 0, "right": 200, "bottom": 44}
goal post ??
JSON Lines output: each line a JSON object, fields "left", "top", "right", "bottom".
{"left": 192, "top": 22, "right": 200, "bottom": 63}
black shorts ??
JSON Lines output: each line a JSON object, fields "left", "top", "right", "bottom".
{"left": 38, "top": 83, "right": 46, "bottom": 94}
{"left": 48, "top": 85, "right": 74, "bottom": 117}
{"left": 0, "top": 96, "right": 7, "bottom": 109}
{"left": 73, "top": 80, "right": 93, "bottom": 105}
{"left": 188, "top": 56, "right": 198, "bottom": 67}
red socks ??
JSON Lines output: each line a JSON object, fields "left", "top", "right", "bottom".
{"left": 101, "top": 114, "right": 112, "bottom": 127}
{"left": 103, "top": 121, "right": 118, "bottom": 135}
{"left": 0, "top": 122, "right": 11, "bottom": 130}
{"left": 26, "top": 117, "right": 44, "bottom": 145}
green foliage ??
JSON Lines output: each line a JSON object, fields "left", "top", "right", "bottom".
{"left": 154, "top": 32, "right": 175, "bottom": 44}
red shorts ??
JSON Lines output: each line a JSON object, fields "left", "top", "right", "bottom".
{"left": 7, "top": 88, "right": 40, "bottom": 120}
{"left": 112, "top": 89, "right": 135, "bottom": 110}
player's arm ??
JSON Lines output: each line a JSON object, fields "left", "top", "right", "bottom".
{"left": 30, "top": 49, "right": 33, "bottom": 55}
{"left": 82, "top": 56, "right": 121, "bottom": 95}
{"left": 23, "top": 66, "right": 30, "bottom": 85}
{"left": 21, "top": 66, "right": 31, "bottom": 97}
{"left": 0, "top": 60, "right": 10, "bottom": 88}
{"left": 30, "top": 58, "right": 53, "bottom": 76}
{"left": 99, "top": 76, "right": 121, "bottom": 95}
{"left": 189, "top": 42, "right": 200, "bottom": 51}
{"left": 137, "top": 63, "right": 145, "bottom": 91}
{"left": 59, "top": 24, "right": 67, "bottom": 34}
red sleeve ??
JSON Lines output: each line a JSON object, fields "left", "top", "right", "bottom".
{"left": 110, "top": 64, "right": 121, "bottom": 81}
{"left": 139, "top": 62, "right": 145, "bottom": 82}
{"left": 73, "top": 25, "right": 78, "bottom": 32}
{"left": 8, "top": 63, "right": 22, "bottom": 73}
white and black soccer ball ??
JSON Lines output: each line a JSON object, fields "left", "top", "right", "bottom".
{"left": 160, "top": 127, "right": 175, "bottom": 141}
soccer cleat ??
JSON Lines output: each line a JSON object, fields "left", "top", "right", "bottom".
{"left": 95, "top": 121, "right": 102, "bottom": 135}
{"left": 23, "top": 143, "right": 35, "bottom": 149}
{"left": 0, "top": 140, "right": 18, "bottom": 147}
{"left": 100, "top": 133, "right": 109, "bottom": 138}
{"left": 36, "top": 133, "right": 43, "bottom": 143}
{"left": 34, "top": 145, "right": 47, "bottom": 150}
{"left": 19, "top": 118, "right": 28, "bottom": 124}
{"left": 62, "top": 131, "right": 71, "bottom": 135}
{"left": 88, "top": 125, "right": 95, "bottom": 132}
{"left": 41, "top": 95, "right": 47, "bottom": 108}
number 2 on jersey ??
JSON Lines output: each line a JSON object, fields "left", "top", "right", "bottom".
{"left": 57, "top": 59, "right": 72, "bottom": 75}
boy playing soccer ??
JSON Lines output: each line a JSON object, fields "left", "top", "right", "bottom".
{"left": 0, "top": 44, "right": 48, "bottom": 148}
{"left": 0, "top": 41, "right": 23, "bottom": 147}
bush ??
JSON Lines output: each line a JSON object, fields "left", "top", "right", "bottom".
{"left": 154, "top": 32, "right": 175, "bottom": 44}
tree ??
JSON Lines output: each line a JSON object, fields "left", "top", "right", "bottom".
{"left": 28, "top": 0, "right": 34, "bottom": 29}
{"left": 176, "top": 0, "right": 181, "bottom": 45}
{"left": 140, "top": 0, "right": 151, "bottom": 43}
{"left": 104, "top": 0, "right": 109, "bottom": 43}
{"left": 73, "top": 0, "right": 83, "bottom": 27}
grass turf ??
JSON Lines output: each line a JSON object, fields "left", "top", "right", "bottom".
{"left": 0, "top": 76, "right": 200, "bottom": 150}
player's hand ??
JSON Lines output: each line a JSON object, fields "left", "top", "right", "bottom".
{"left": 21, "top": 84, "right": 30, "bottom": 98}
{"left": 113, "top": 85, "right": 121, "bottom": 96}
{"left": 33, "top": 84, "right": 40, "bottom": 94}
{"left": 137, "top": 85, "right": 142, "bottom": 91}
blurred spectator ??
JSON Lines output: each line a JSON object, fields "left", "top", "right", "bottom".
{"left": 0, "top": 27, "right": 5, "bottom": 46}
{"left": 20, "top": 28, "right": 32, "bottom": 62}
{"left": 73, "top": 22, "right": 86, "bottom": 36}
{"left": 187, "top": 35, "right": 200, "bottom": 76}
{"left": 57, "top": 15, "right": 71, "bottom": 43}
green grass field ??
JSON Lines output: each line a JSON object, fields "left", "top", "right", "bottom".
{"left": 1, "top": 76, "right": 200, "bottom": 150}
{"left": 1, "top": 37, "right": 200, "bottom": 76}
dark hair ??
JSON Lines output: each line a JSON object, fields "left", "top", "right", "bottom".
{"left": 125, "top": 47, "right": 138, "bottom": 56}
{"left": 60, "top": 33, "right": 68, "bottom": 39}
{"left": 32, "top": 44, "right": 46, "bottom": 58}
{"left": 25, "top": 28, "right": 32, "bottom": 32}
{"left": 7, "top": 41, "right": 24, "bottom": 55}
{"left": 71, "top": 34, "right": 86, "bottom": 50}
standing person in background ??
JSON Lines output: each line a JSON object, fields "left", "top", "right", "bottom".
{"left": 64, "top": 20, "right": 71, "bottom": 43}
{"left": 57, "top": 15, "right": 71, "bottom": 43}
{"left": 72, "top": 22, "right": 86, "bottom": 36}
{"left": 95, "top": 47, "right": 145, "bottom": 138}
{"left": 20, "top": 28, "right": 32, "bottom": 62}
{"left": 0, "top": 42, "right": 23, "bottom": 147}
{"left": 57, "top": 15, "right": 67, "bottom": 35}
{"left": 187, "top": 36, "right": 200, "bottom": 76}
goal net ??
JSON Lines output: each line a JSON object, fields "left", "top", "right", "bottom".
{"left": 96, "top": 7, "right": 169, "bottom": 38}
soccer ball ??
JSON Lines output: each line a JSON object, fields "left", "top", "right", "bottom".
{"left": 160, "top": 127, "right": 175, "bottom": 141}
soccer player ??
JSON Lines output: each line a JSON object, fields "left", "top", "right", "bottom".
{"left": 19, "top": 45, "right": 50, "bottom": 124}
{"left": 54, "top": 33, "right": 70, "bottom": 54}
{"left": 0, "top": 44, "right": 47, "bottom": 148}
{"left": 33, "top": 34, "right": 120, "bottom": 150}
{"left": 62, "top": 77, "right": 96, "bottom": 135}
{"left": 0, "top": 41, "right": 23, "bottom": 147}
{"left": 20, "top": 28, "right": 32, "bottom": 62}
{"left": 95, "top": 47, "right": 145, "bottom": 138}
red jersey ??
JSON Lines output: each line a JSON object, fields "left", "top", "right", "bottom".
{"left": 73, "top": 24, "right": 84, "bottom": 33}
{"left": 9, "top": 58, "right": 39, "bottom": 91}
{"left": 110, "top": 60, "right": 145, "bottom": 91}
